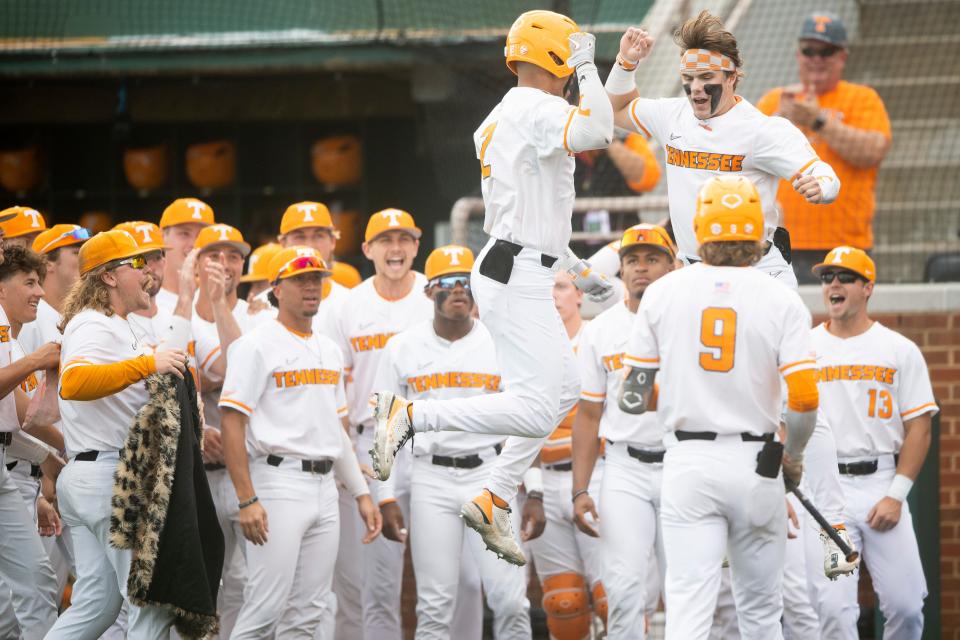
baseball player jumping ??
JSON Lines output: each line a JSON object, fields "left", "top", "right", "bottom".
{"left": 371, "top": 9, "right": 615, "bottom": 565}
{"left": 220, "top": 245, "right": 380, "bottom": 638}
{"left": 619, "top": 177, "right": 820, "bottom": 639}
{"left": 573, "top": 224, "right": 675, "bottom": 639}
{"left": 373, "top": 245, "right": 532, "bottom": 639}
{"left": 808, "top": 247, "right": 936, "bottom": 639}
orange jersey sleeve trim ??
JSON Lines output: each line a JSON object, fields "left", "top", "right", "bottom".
{"left": 901, "top": 402, "right": 937, "bottom": 419}
{"left": 780, "top": 359, "right": 817, "bottom": 375}
{"left": 562, "top": 106, "right": 578, "bottom": 153}
{"left": 792, "top": 157, "right": 820, "bottom": 180}
{"left": 378, "top": 497, "right": 397, "bottom": 507}
{"left": 59, "top": 355, "right": 156, "bottom": 401}
{"left": 628, "top": 100, "right": 653, "bottom": 139}
{"left": 785, "top": 369, "right": 819, "bottom": 413}
{"left": 219, "top": 397, "right": 253, "bottom": 415}
{"left": 580, "top": 390, "right": 605, "bottom": 399}
{"left": 199, "top": 345, "right": 222, "bottom": 371}
{"left": 624, "top": 355, "right": 659, "bottom": 365}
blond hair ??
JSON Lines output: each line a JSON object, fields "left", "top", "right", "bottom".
{"left": 675, "top": 10, "right": 744, "bottom": 86}
{"left": 58, "top": 266, "right": 114, "bottom": 333}
{"left": 698, "top": 241, "right": 763, "bottom": 267}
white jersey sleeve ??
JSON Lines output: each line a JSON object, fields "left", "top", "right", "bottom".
{"left": 624, "top": 293, "right": 661, "bottom": 370}
{"left": 218, "top": 336, "right": 268, "bottom": 417}
{"left": 778, "top": 297, "right": 816, "bottom": 377}
{"left": 897, "top": 341, "right": 938, "bottom": 422}
{"left": 753, "top": 116, "right": 820, "bottom": 180}
{"left": 626, "top": 97, "right": 672, "bottom": 143}
{"left": 577, "top": 327, "right": 606, "bottom": 403}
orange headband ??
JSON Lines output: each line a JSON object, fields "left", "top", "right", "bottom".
{"left": 681, "top": 48, "right": 736, "bottom": 73}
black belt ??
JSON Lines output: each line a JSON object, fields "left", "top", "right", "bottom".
{"left": 0, "top": 432, "right": 11, "bottom": 447}
{"left": 74, "top": 450, "right": 106, "bottom": 461}
{"left": 432, "top": 453, "right": 484, "bottom": 469}
{"left": 6, "top": 461, "right": 42, "bottom": 478}
{"left": 204, "top": 463, "right": 226, "bottom": 471}
{"left": 544, "top": 461, "right": 572, "bottom": 472}
{"left": 675, "top": 431, "right": 774, "bottom": 443}
{"left": 497, "top": 239, "right": 558, "bottom": 269}
{"left": 627, "top": 446, "right": 665, "bottom": 464}
{"left": 266, "top": 454, "right": 333, "bottom": 474}
{"left": 838, "top": 454, "right": 898, "bottom": 476}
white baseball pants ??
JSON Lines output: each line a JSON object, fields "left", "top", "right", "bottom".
{"left": 206, "top": 467, "right": 246, "bottom": 639}
{"left": 810, "top": 455, "right": 926, "bottom": 640}
{"left": 529, "top": 465, "right": 602, "bottom": 585}
{"left": 661, "top": 437, "right": 786, "bottom": 640}
{"left": 410, "top": 456, "right": 530, "bottom": 640}
{"left": 329, "top": 483, "right": 364, "bottom": 640}
{"left": 231, "top": 461, "right": 340, "bottom": 639}
{"left": 46, "top": 454, "right": 175, "bottom": 639}
{"left": 599, "top": 443, "right": 664, "bottom": 639}
{"left": 781, "top": 494, "right": 820, "bottom": 639}
{"left": 414, "top": 239, "right": 579, "bottom": 502}
{"left": 0, "top": 457, "right": 57, "bottom": 640}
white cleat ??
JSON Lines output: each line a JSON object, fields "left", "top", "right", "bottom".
{"left": 822, "top": 525, "right": 860, "bottom": 580}
{"left": 369, "top": 392, "right": 414, "bottom": 481}
{"left": 460, "top": 489, "right": 526, "bottom": 566}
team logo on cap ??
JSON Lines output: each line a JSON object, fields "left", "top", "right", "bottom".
{"left": 813, "top": 15, "right": 831, "bottom": 32}
{"left": 297, "top": 203, "right": 318, "bottom": 221}
{"left": 442, "top": 246, "right": 465, "bottom": 265}
{"left": 186, "top": 200, "right": 206, "bottom": 219}
{"left": 24, "top": 209, "right": 42, "bottom": 228}
{"left": 213, "top": 224, "right": 232, "bottom": 241}
{"left": 380, "top": 209, "right": 403, "bottom": 227}
{"left": 831, "top": 246, "right": 853, "bottom": 264}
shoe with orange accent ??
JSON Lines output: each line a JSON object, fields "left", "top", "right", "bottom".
{"left": 370, "top": 391, "right": 414, "bottom": 481}
{"left": 821, "top": 525, "right": 859, "bottom": 580}
{"left": 460, "top": 489, "right": 526, "bottom": 566}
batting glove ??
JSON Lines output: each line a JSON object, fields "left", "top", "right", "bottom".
{"left": 567, "top": 32, "right": 597, "bottom": 71}
{"left": 568, "top": 260, "right": 615, "bottom": 303}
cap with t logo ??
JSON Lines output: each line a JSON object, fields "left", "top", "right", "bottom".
{"left": 799, "top": 12, "right": 847, "bottom": 47}
{"left": 0, "top": 206, "right": 46, "bottom": 238}
{"left": 280, "top": 201, "right": 334, "bottom": 235}
{"left": 425, "top": 245, "right": 475, "bottom": 280}
{"left": 159, "top": 198, "right": 215, "bottom": 229}
{"left": 113, "top": 221, "right": 170, "bottom": 252}
{"left": 364, "top": 208, "right": 422, "bottom": 243}
{"left": 195, "top": 223, "right": 251, "bottom": 257}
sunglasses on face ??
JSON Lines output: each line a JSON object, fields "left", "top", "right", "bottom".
{"left": 800, "top": 46, "right": 841, "bottom": 59}
{"left": 819, "top": 270, "right": 861, "bottom": 284}
{"left": 114, "top": 255, "right": 147, "bottom": 271}
{"left": 430, "top": 275, "right": 470, "bottom": 290}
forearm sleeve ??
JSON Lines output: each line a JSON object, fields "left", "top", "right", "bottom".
{"left": 800, "top": 159, "right": 841, "bottom": 204}
{"left": 565, "top": 63, "right": 614, "bottom": 153}
{"left": 59, "top": 355, "right": 156, "bottom": 401}
{"left": 618, "top": 366, "right": 658, "bottom": 415}
{"left": 334, "top": 428, "right": 370, "bottom": 499}
{"left": 784, "top": 369, "right": 819, "bottom": 460}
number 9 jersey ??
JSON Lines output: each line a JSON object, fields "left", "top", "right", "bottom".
{"left": 810, "top": 321, "right": 937, "bottom": 458}
{"left": 624, "top": 262, "right": 815, "bottom": 436}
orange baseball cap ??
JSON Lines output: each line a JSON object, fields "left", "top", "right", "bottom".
{"left": 330, "top": 260, "right": 362, "bottom": 288}
{"left": 159, "top": 198, "right": 215, "bottom": 229}
{"left": 425, "top": 245, "right": 475, "bottom": 280}
{"left": 364, "top": 208, "right": 422, "bottom": 243}
{"left": 32, "top": 224, "right": 90, "bottom": 255}
{"left": 240, "top": 242, "right": 283, "bottom": 283}
{"left": 280, "top": 201, "right": 334, "bottom": 235}
{"left": 112, "top": 221, "right": 169, "bottom": 252}
{"left": 0, "top": 206, "right": 46, "bottom": 238}
{"left": 79, "top": 229, "right": 155, "bottom": 275}
{"left": 619, "top": 223, "right": 676, "bottom": 258}
{"left": 267, "top": 246, "right": 332, "bottom": 283}
{"left": 195, "top": 224, "right": 251, "bottom": 257}
{"left": 812, "top": 246, "right": 876, "bottom": 282}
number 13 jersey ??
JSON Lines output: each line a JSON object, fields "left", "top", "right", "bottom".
{"left": 810, "top": 322, "right": 937, "bottom": 458}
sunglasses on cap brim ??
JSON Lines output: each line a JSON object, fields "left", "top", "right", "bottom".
{"left": 38, "top": 227, "right": 90, "bottom": 254}
{"left": 273, "top": 256, "right": 328, "bottom": 283}
{"left": 428, "top": 274, "right": 470, "bottom": 290}
{"left": 819, "top": 270, "right": 863, "bottom": 284}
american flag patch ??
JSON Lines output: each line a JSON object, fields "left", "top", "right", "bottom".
{"left": 714, "top": 281, "right": 731, "bottom": 293}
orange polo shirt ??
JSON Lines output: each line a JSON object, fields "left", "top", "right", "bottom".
{"left": 756, "top": 80, "right": 891, "bottom": 250}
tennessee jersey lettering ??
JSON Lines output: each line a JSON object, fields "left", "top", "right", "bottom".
{"left": 350, "top": 333, "right": 396, "bottom": 353}
{"left": 407, "top": 372, "right": 501, "bottom": 394}
{"left": 814, "top": 364, "right": 896, "bottom": 385}
{"left": 664, "top": 145, "right": 745, "bottom": 172}
{"left": 273, "top": 368, "right": 341, "bottom": 388}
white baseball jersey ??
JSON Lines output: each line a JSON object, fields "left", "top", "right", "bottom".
{"left": 219, "top": 319, "right": 348, "bottom": 460}
{"left": 192, "top": 298, "right": 271, "bottom": 430}
{"left": 155, "top": 287, "right": 178, "bottom": 315}
{"left": 627, "top": 96, "right": 819, "bottom": 256}
{"left": 811, "top": 322, "right": 937, "bottom": 458}
{"left": 333, "top": 273, "right": 432, "bottom": 428}
{"left": 372, "top": 319, "right": 505, "bottom": 458}
{"left": 18, "top": 298, "right": 61, "bottom": 355}
{"left": 625, "top": 264, "right": 815, "bottom": 435}
{"left": 476, "top": 86, "right": 577, "bottom": 257}
{"left": 253, "top": 278, "right": 348, "bottom": 339}
{"left": 579, "top": 302, "right": 666, "bottom": 447}
{"left": 128, "top": 306, "right": 198, "bottom": 381}
{"left": 58, "top": 309, "right": 150, "bottom": 456}
{"left": 11, "top": 338, "right": 40, "bottom": 401}
{"left": 0, "top": 305, "right": 20, "bottom": 432}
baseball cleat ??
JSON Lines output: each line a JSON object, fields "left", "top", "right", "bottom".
{"left": 460, "top": 489, "right": 526, "bottom": 566}
{"left": 821, "top": 525, "right": 860, "bottom": 580}
{"left": 369, "top": 392, "right": 414, "bottom": 481}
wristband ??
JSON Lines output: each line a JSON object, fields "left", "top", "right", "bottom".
{"left": 526, "top": 491, "right": 544, "bottom": 501}
{"left": 572, "top": 489, "right": 589, "bottom": 503}
{"left": 605, "top": 62, "right": 637, "bottom": 96}
{"left": 616, "top": 54, "right": 639, "bottom": 71}
{"left": 523, "top": 467, "right": 544, "bottom": 495}
{"left": 238, "top": 495, "right": 259, "bottom": 509}
{"left": 886, "top": 474, "right": 913, "bottom": 502}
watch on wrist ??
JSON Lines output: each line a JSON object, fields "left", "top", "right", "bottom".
{"left": 811, "top": 114, "right": 827, "bottom": 132}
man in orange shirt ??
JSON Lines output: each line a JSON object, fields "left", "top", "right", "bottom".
{"left": 757, "top": 12, "right": 891, "bottom": 283}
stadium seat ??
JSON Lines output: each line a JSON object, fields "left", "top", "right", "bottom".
{"left": 924, "top": 252, "right": 960, "bottom": 282}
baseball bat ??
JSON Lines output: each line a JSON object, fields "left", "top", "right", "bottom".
{"left": 789, "top": 486, "right": 859, "bottom": 563}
